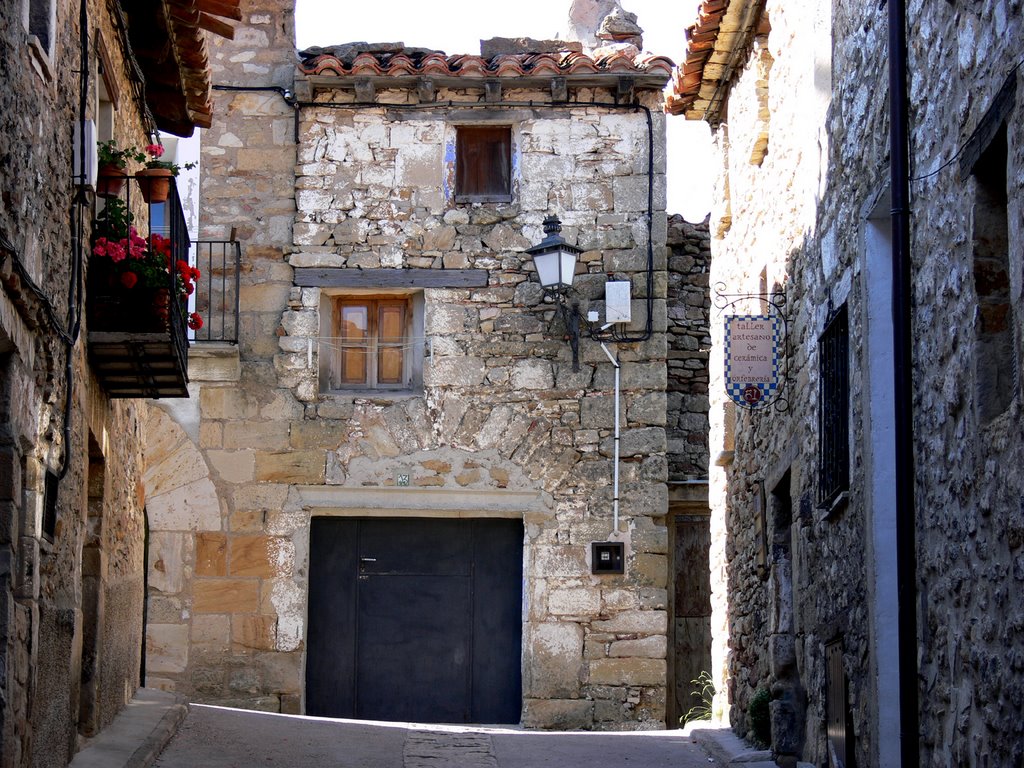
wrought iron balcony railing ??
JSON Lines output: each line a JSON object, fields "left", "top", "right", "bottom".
{"left": 190, "top": 239, "right": 240, "bottom": 345}
{"left": 87, "top": 173, "right": 190, "bottom": 398}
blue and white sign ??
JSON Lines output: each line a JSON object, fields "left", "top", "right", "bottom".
{"left": 725, "top": 315, "right": 781, "bottom": 408}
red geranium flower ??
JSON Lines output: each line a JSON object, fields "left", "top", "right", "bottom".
{"left": 120, "top": 271, "right": 138, "bottom": 289}
{"left": 188, "top": 312, "right": 203, "bottom": 330}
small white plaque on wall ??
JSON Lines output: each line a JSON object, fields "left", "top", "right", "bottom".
{"left": 605, "top": 281, "right": 631, "bottom": 323}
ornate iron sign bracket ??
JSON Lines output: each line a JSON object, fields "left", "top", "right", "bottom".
{"left": 714, "top": 282, "right": 790, "bottom": 412}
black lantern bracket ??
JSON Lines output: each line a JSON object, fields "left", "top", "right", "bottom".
{"left": 526, "top": 215, "right": 613, "bottom": 372}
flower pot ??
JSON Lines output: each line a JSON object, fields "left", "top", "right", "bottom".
{"left": 97, "top": 163, "right": 127, "bottom": 198}
{"left": 135, "top": 168, "right": 174, "bottom": 204}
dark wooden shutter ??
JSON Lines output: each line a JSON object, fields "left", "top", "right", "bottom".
{"left": 456, "top": 126, "right": 511, "bottom": 199}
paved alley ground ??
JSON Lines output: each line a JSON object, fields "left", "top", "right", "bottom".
{"left": 153, "top": 704, "right": 715, "bottom": 768}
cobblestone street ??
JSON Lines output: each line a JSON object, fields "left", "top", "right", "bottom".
{"left": 153, "top": 705, "right": 714, "bottom": 768}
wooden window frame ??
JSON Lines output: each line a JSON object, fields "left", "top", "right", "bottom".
{"left": 321, "top": 291, "right": 423, "bottom": 394}
{"left": 455, "top": 125, "right": 512, "bottom": 203}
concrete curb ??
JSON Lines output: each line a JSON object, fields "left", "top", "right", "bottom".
{"left": 70, "top": 688, "right": 188, "bottom": 768}
{"left": 681, "top": 723, "right": 815, "bottom": 768}
{"left": 682, "top": 723, "right": 774, "bottom": 766}
{"left": 125, "top": 694, "right": 188, "bottom": 768}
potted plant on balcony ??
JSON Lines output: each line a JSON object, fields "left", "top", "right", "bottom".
{"left": 96, "top": 140, "right": 144, "bottom": 198}
{"left": 90, "top": 198, "right": 203, "bottom": 332}
{"left": 135, "top": 143, "right": 196, "bottom": 204}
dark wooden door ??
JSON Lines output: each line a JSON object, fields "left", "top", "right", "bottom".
{"left": 306, "top": 517, "right": 522, "bottom": 724}
{"left": 673, "top": 513, "right": 712, "bottom": 723}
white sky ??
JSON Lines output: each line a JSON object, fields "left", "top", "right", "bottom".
{"left": 295, "top": 0, "right": 712, "bottom": 222}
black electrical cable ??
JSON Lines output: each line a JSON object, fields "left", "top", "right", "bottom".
{"left": 57, "top": 0, "right": 89, "bottom": 481}
{"left": 210, "top": 85, "right": 659, "bottom": 344}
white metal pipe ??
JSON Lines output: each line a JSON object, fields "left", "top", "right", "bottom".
{"left": 601, "top": 342, "right": 621, "bottom": 537}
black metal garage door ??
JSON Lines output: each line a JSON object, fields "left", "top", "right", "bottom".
{"left": 306, "top": 517, "right": 523, "bottom": 724}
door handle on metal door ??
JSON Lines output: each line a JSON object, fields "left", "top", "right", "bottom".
{"left": 358, "top": 557, "right": 376, "bottom": 580}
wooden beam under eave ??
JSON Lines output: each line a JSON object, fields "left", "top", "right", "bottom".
{"left": 196, "top": 0, "right": 242, "bottom": 21}
{"left": 198, "top": 12, "right": 234, "bottom": 39}
{"left": 189, "top": 108, "right": 213, "bottom": 129}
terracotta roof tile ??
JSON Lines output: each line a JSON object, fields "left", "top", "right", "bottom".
{"left": 299, "top": 48, "right": 673, "bottom": 82}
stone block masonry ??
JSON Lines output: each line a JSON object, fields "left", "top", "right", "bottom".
{"left": 143, "top": 10, "right": 684, "bottom": 730}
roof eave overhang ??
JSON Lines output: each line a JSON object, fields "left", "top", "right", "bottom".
{"left": 121, "top": 0, "right": 237, "bottom": 136}
{"left": 665, "top": 0, "right": 767, "bottom": 125}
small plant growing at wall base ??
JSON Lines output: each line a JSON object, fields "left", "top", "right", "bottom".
{"left": 748, "top": 686, "right": 772, "bottom": 748}
{"left": 680, "top": 671, "right": 716, "bottom": 726}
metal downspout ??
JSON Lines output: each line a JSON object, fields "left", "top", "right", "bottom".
{"left": 888, "top": 0, "right": 919, "bottom": 765}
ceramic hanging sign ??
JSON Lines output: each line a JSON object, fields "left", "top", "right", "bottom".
{"left": 724, "top": 314, "right": 781, "bottom": 408}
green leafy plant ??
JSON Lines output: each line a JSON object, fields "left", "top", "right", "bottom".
{"left": 748, "top": 686, "right": 771, "bottom": 748}
{"left": 143, "top": 143, "right": 196, "bottom": 176}
{"left": 97, "top": 140, "right": 145, "bottom": 169}
{"left": 680, "top": 671, "right": 716, "bottom": 726}
{"left": 93, "top": 198, "right": 133, "bottom": 239}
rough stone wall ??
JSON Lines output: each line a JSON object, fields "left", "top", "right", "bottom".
{"left": 701, "top": 0, "right": 1024, "bottom": 766}
{"left": 0, "top": 1, "right": 152, "bottom": 766}
{"left": 703, "top": 1, "right": 886, "bottom": 764}
{"left": 666, "top": 215, "right": 710, "bottom": 481}
{"left": 144, "top": 2, "right": 672, "bottom": 729}
{"left": 906, "top": 3, "right": 1024, "bottom": 765}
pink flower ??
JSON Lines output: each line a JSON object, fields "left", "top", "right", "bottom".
{"left": 106, "top": 240, "right": 127, "bottom": 263}
{"left": 127, "top": 230, "right": 147, "bottom": 259}
{"left": 146, "top": 143, "right": 165, "bottom": 159}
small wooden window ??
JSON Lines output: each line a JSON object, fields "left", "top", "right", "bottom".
{"left": 331, "top": 297, "right": 411, "bottom": 390}
{"left": 456, "top": 126, "right": 512, "bottom": 201}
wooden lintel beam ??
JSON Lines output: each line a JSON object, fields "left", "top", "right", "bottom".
{"left": 198, "top": 12, "right": 234, "bottom": 39}
{"left": 196, "top": 0, "right": 242, "bottom": 21}
{"left": 294, "top": 268, "right": 490, "bottom": 289}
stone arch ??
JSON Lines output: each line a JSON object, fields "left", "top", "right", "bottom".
{"left": 140, "top": 404, "right": 220, "bottom": 692}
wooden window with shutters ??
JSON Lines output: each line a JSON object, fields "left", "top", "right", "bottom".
{"left": 455, "top": 125, "right": 512, "bottom": 202}
{"left": 331, "top": 296, "right": 412, "bottom": 390}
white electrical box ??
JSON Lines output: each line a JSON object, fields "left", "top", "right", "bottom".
{"left": 605, "top": 281, "right": 632, "bottom": 323}
{"left": 73, "top": 120, "right": 98, "bottom": 190}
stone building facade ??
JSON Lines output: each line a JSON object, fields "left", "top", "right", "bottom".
{"left": 142, "top": 0, "right": 696, "bottom": 730}
{"left": 670, "top": 0, "right": 1024, "bottom": 765}
{"left": 0, "top": 1, "right": 234, "bottom": 766}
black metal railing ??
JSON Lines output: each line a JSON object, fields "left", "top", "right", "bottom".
{"left": 163, "top": 180, "right": 190, "bottom": 366}
{"left": 190, "top": 239, "right": 240, "bottom": 344}
{"left": 817, "top": 303, "right": 849, "bottom": 508}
